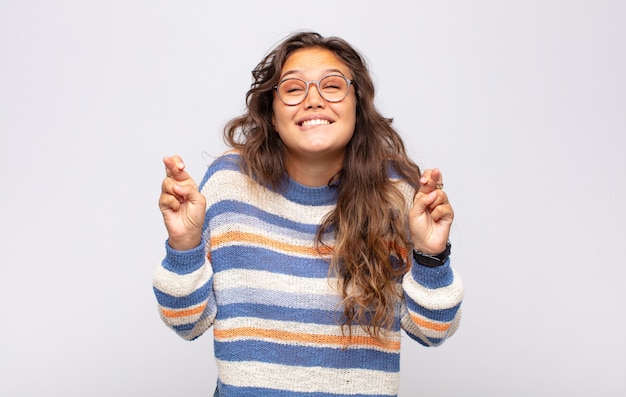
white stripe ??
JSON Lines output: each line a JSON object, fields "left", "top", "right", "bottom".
{"left": 402, "top": 268, "right": 464, "bottom": 310}
{"left": 202, "top": 170, "right": 334, "bottom": 224}
{"left": 215, "top": 268, "right": 340, "bottom": 296}
{"left": 216, "top": 359, "right": 399, "bottom": 395}
{"left": 153, "top": 260, "right": 213, "bottom": 298}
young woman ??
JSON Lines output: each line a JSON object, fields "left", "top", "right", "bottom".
{"left": 155, "top": 31, "right": 463, "bottom": 397}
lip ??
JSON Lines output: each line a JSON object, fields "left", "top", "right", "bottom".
{"left": 296, "top": 114, "right": 335, "bottom": 127}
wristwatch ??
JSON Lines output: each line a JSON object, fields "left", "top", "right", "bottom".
{"left": 412, "top": 241, "right": 451, "bottom": 267}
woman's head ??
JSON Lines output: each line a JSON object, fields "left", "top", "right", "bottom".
{"left": 225, "top": 31, "right": 382, "bottom": 188}
{"left": 271, "top": 46, "right": 357, "bottom": 181}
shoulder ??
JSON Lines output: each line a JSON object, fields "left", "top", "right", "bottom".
{"left": 199, "top": 150, "right": 244, "bottom": 189}
{"left": 386, "top": 160, "right": 418, "bottom": 205}
{"left": 387, "top": 160, "right": 417, "bottom": 188}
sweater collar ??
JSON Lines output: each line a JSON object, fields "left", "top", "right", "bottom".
{"left": 281, "top": 176, "right": 338, "bottom": 206}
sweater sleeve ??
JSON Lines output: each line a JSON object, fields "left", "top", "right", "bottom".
{"left": 401, "top": 257, "right": 464, "bottom": 346}
{"left": 152, "top": 239, "right": 217, "bottom": 341}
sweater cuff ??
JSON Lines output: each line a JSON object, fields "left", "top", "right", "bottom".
{"left": 163, "top": 239, "right": 207, "bottom": 274}
{"left": 410, "top": 257, "right": 454, "bottom": 289}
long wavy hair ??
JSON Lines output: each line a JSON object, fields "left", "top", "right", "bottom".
{"left": 224, "top": 31, "right": 421, "bottom": 341}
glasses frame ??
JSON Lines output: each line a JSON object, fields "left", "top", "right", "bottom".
{"left": 273, "top": 74, "right": 354, "bottom": 106}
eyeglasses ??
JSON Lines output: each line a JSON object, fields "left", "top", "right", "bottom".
{"left": 273, "top": 75, "right": 354, "bottom": 106}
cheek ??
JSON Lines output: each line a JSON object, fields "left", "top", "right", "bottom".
{"left": 346, "top": 102, "right": 357, "bottom": 128}
{"left": 272, "top": 102, "right": 293, "bottom": 130}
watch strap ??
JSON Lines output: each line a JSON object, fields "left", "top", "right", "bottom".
{"left": 412, "top": 241, "right": 451, "bottom": 267}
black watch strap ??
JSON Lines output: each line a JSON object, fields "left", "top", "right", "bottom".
{"left": 412, "top": 241, "right": 451, "bottom": 267}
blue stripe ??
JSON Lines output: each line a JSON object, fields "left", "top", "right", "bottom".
{"left": 403, "top": 329, "right": 441, "bottom": 347}
{"left": 217, "top": 302, "right": 340, "bottom": 325}
{"left": 212, "top": 245, "right": 330, "bottom": 277}
{"left": 215, "top": 340, "right": 399, "bottom": 372}
{"left": 153, "top": 279, "right": 213, "bottom": 309}
{"left": 208, "top": 200, "right": 320, "bottom": 234}
{"left": 218, "top": 287, "right": 341, "bottom": 311}
{"left": 172, "top": 322, "right": 195, "bottom": 332}
{"left": 217, "top": 381, "right": 396, "bottom": 397}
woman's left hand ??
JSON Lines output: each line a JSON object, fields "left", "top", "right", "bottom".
{"left": 409, "top": 168, "right": 454, "bottom": 254}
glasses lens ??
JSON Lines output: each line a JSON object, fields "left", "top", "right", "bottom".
{"left": 319, "top": 75, "right": 349, "bottom": 102}
{"left": 278, "top": 79, "right": 307, "bottom": 105}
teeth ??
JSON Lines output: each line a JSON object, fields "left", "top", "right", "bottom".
{"left": 301, "top": 119, "right": 330, "bottom": 127}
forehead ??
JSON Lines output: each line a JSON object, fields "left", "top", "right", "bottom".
{"left": 280, "top": 47, "right": 352, "bottom": 79}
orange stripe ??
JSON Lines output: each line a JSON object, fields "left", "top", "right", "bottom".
{"left": 211, "top": 231, "right": 333, "bottom": 256}
{"left": 409, "top": 313, "right": 451, "bottom": 332}
{"left": 161, "top": 303, "right": 207, "bottom": 319}
{"left": 214, "top": 327, "right": 400, "bottom": 351}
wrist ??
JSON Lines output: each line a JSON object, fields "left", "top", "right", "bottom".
{"left": 412, "top": 241, "right": 451, "bottom": 267}
{"left": 168, "top": 235, "right": 202, "bottom": 251}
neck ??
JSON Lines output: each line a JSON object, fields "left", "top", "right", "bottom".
{"left": 284, "top": 154, "right": 343, "bottom": 187}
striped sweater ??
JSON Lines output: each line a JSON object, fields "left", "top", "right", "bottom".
{"left": 153, "top": 151, "right": 463, "bottom": 397}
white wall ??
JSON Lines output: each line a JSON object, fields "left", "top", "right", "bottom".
{"left": 1, "top": 1, "right": 624, "bottom": 396}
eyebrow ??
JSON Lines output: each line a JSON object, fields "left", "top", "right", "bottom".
{"left": 280, "top": 68, "right": 348, "bottom": 79}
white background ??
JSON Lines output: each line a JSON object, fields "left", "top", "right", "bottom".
{"left": 1, "top": 1, "right": 625, "bottom": 396}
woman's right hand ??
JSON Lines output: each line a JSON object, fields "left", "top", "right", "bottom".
{"left": 159, "top": 155, "right": 207, "bottom": 251}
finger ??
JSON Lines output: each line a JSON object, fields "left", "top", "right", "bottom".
{"left": 425, "top": 189, "right": 449, "bottom": 211}
{"left": 161, "top": 173, "right": 183, "bottom": 195}
{"left": 172, "top": 182, "right": 202, "bottom": 200}
{"left": 159, "top": 192, "right": 181, "bottom": 212}
{"left": 429, "top": 202, "right": 454, "bottom": 223}
{"left": 411, "top": 190, "right": 436, "bottom": 217}
{"left": 163, "top": 155, "right": 192, "bottom": 182}
{"left": 160, "top": 179, "right": 191, "bottom": 209}
{"left": 418, "top": 168, "right": 443, "bottom": 194}
{"left": 413, "top": 190, "right": 437, "bottom": 214}
{"left": 412, "top": 188, "right": 450, "bottom": 218}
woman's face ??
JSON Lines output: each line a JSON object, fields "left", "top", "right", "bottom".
{"left": 272, "top": 47, "right": 357, "bottom": 169}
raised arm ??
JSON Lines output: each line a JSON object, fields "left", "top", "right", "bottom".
{"left": 154, "top": 156, "right": 216, "bottom": 340}
{"left": 402, "top": 168, "right": 463, "bottom": 346}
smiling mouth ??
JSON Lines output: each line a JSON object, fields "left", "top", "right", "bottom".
{"left": 299, "top": 119, "right": 332, "bottom": 127}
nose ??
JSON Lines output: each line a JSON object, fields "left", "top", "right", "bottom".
{"left": 303, "top": 82, "right": 325, "bottom": 108}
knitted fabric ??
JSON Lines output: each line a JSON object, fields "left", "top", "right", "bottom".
{"left": 153, "top": 151, "right": 463, "bottom": 397}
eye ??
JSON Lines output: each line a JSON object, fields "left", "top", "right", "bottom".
{"left": 321, "top": 76, "right": 346, "bottom": 92}
{"left": 280, "top": 79, "right": 306, "bottom": 95}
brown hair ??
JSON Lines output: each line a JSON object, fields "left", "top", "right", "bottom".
{"left": 224, "top": 31, "right": 421, "bottom": 341}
